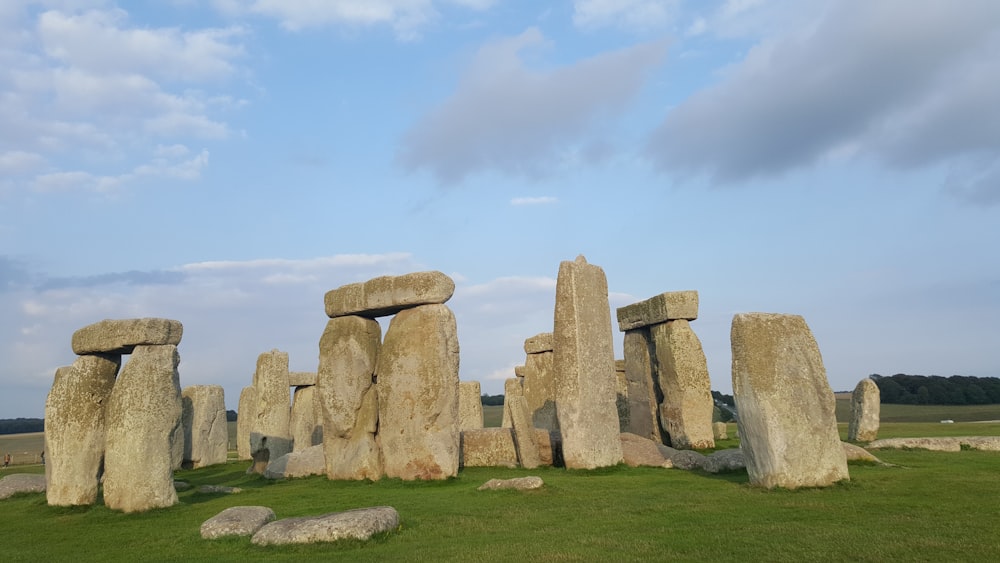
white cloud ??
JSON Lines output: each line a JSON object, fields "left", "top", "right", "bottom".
{"left": 33, "top": 148, "right": 210, "bottom": 193}
{"left": 0, "top": 151, "right": 45, "bottom": 174}
{"left": 573, "top": 0, "right": 677, "bottom": 31}
{"left": 398, "top": 28, "right": 668, "bottom": 184}
{"left": 510, "top": 196, "right": 557, "bottom": 206}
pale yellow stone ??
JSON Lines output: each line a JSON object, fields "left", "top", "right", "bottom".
{"left": 72, "top": 318, "right": 183, "bottom": 355}
{"left": 290, "top": 385, "right": 323, "bottom": 452}
{"left": 324, "top": 271, "right": 455, "bottom": 318}
{"left": 180, "top": 385, "right": 228, "bottom": 469}
{"left": 249, "top": 350, "right": 291, "bottom": 474}
{"left": 651, "top": 320, "right": 715, "bottom": 450}
{"left": 461, "top": 428, "right": 518, "bottom": 467}
{"left": 616, "top": 291, "right": 698, "bottom": 332}
{"left": 236, "top": 386, "right": 256, "bottom": 461}
{"left": 847, "top": 378, "right": 880, "bottom": 442}
{"left": 459, "top": 381, "right": 484, "bottom": 431}
{"left": 524, "top": 332, "right": 554, "bottom": 354}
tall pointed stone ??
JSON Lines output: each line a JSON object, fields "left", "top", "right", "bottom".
{"left": 459, "top": 381, "right": 484, "bottom": 431}
{"left": 848, "top": 378, "right": 880, "bottom": 442}
{"left": 103, "top": 345, "right": 182, "bottom": 512}
{"left": 553, "top": 255, "right": 623, "bottom": 469}
{"left": 180, "top": 385, "right": 228, "bottom": 469}
{"left": 236, "top": 385, "right": 256, "bottom": 461}
{"left": 317, "top": 315, "right": 382, "bottom": 480}
{"left": 44, "top": 355, "right": 120, "bottom": 506}
{"left": 731, "top": 313, "right": 849, "bottom": 489}
{"left": 249, "top": 349, "right": 291, "bottom": 474}
{"left": 290, "top": 385, "right": 323, "bottom": 452}
{"left": 650, "top": 320, "right": 715, "bottom": 449}
{"left": 377, "top": 304, "right": 460, "bottom": 480}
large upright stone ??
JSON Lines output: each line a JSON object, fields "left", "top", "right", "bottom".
{"left": 522, "top": 342, "right": 558, "bottom": 432}
{"left": 501, "top": 377, "right": 522, "bottom": 429}
{"left": 622, "top": 329, "right": 662, "bottom": 442}
{"left": 377, "top": 304, "right": 460, "bottom": 480}
{"left": 71, "top": 318, "right": 183, "bottom": 355}
{"left": 290, "top": 385, "right": 323, "bottom": 452}
{"left": 459, "top": 381, "right": 484, "bottom": 431}
{"left": 103, "top": 345, "right": 182, "bottom": 512}
{"left": 180, "top": 385, "right": 228, "bottom": 469}
{"left": 616, "top": 291, "right": 698, "bottom": 331}
{"left": 236, "top": 386, "right": 256, "bottom": 461}
{"left": 249, "top": 349, "right": 292, "bottom": 474}
{"left": 324, "top": 271, "right": 455, "bottom": 319}
{"left": 317, "top": 316, "right": 382, "bottom": 480}
{"left": 44, "top": 354, "right": 120, "bottom": 506}
{"left": 731, "top": 313, "right": 849, "bottom": 489}
{"left": 553, "top": 255, "right": 623, "bottom": 469}
{"left": 507, "top": 395, "right": 541, "bottom": 469}
{"left": 650, "top": 320, "right": 715, "bottom": 450}
{"left": 848, "top": 378, "right": 881, "bottom": 442}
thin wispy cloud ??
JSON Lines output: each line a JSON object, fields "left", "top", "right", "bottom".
{"left": 510, "top": 196, "right": 558, "bottom": 206}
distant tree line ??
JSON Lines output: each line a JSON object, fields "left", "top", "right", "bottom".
{"left": 0, "top": 418, "right": 44, "bottom": 435}
{"left": 711, "top": 391, "right": 735, "bottom": 407}
{"left": 871, "top": 374, "right": 1000, "bottom": 405}
{"left": 480, "top": 394, "right": 504, "bottom": 406}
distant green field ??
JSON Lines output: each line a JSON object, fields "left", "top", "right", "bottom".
{"left": 834, "top": 399, "right": 1000, "bottom": 423}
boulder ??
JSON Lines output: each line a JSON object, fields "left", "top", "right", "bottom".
{"left": 44, "top": 355, "right": 120, "bottom": 506}
{"left": 656, "top": 444, "right": 708, "bottom": 470}
{"left": 460, "top": 428, "right": 518, "bottom": 468}
{"left": 616, "top": 291, "right": 699, "bottom": 332}
{"left": 702, "top": 449, "right": 746, "bottom": 473}
{"left": 201, "top": 506, "right": 276, "bottom": 539}
{"left": 848, "top": 378, "right": 880, "bottom": 442}
{"left": 459, "top": 381, "right": 484, "bottom": 431}
{"left": 249, "top": 349, "right": 292, "bottom": 474}
{"left": 103, "top": 345, "right": 183, "bottom": 512}
{"left": 324, "top": 271, "right": 455, "bottom": 318}
{"left": 477, "top": 476, "right": 544, "bottom": 491}
{"left": 290, "top": 385, "right": 323, "bottom": 452}
{"left": 0, "top": 474, "right": 47, "bottom": 500}
{"left": 251, "top": 506, "right": 400, "bottom": 546}
{"left": 377, "top": 304, "right": 460, "bottom": 480}
{"left": 731, "top": 313, "right": 849, "bottom": 489}
{"left": 71, "top": 318, "right": 183, "bottom": 355}
{"left": 236, "top": 386, "right": 256, "bottom": 461}
{"left": 317, "top": 315, "right": 383, "bottom": 480}
{"left": 180, "top": 385, "right": 228, "bottom": 469}
{"left": 619, "top": 433, "right": 672, "bottom": 468}
{"left": 507, "top": 395, "right": 541, "bottom": 469}
{"left": 552, "top": 256, "right": 623, "bottom": 469}
{"left": 650, "top": 320, "right": 715, "bottom": 450}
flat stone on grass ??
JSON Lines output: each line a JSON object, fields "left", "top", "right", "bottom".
{"left": 201, "top": 506, "right": 276, "bottom": 539}
{"left": 477, "top": 476, "right": 545, "bottom": 491}
{"left": 250, "top": 507, "right": 400, "bottom": 546}
{"left": 0, "top": 474, "right": 46, "bottom": 500}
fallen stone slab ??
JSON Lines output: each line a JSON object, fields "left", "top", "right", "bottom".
{"left": 867, "top": 437, "right": 961, "bottom": 452}
{"left": 0, "top": 474, "right": 46, "bottom": 500}
{"left": 477, "top": 476, "right": 545, "bottom": 491}
{"left": 616, "top": 291, "right": 699, "bottom": 332}
{"left": 842, "top": 442, "right": 883, "bottom": 464}
{"left": 251, "top": 506, "right": 400, "bottom": 546}
{"left": 702, "top": 449, "right": 746, "bottom": 474}
{"left": 324, "top": 271, "right": 455, "bottom": 318}
{"left": 198, "top": 485, "right": 243, "bottom": 494}
{"left": 71, "top": 318, "right": 183, "bottom": 355}
{"left": 201, "top": 506, "right": 276, "bottom": 539}
{"left": 656, "top": 444, "right": 708, "bottom": 470}
{"left": 959, "top": 436, "right": 1000, "bottom": 451}
{"left": 173, "top": 481, "right": 191, "bottom": 491}
{"left": 620, "top": 432, "right": 673, "bottom": 468}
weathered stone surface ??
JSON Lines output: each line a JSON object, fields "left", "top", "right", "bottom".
{"left": 181, "top": 385, "right": 228, "bottom": 469}
{"left": 317, "top": 316, "right": 382, "bottom": 481}
{"left": 616, "top": 291, "right": 698, "bottom": 332}
{"left": 249, "top": 349, "right": 292, "bottom": 474}
{"left": 477, "top": 476, "right": 544, "bottom": 491}
{"left": 650, "top": 320, "right": 715, "bottom": 450}
{"left": 848, "top": 378, "right": 881, "bottom": 442}
{"left": 377, "top": 304, "right": 460, "bottom": 480}
{"left": 623, "top": 329, "right": 662, "bottom": 442}
{"left": 173, "top": 481, "right": 191, "bottom": 491}
{"left": 960, "top": 436, "right": 1000, "bottom": 451}
{"left": 201, "top": 506, "right": 276, "bottom": 539}
{"left": 656, "top": 444, "right": 708, "bottom": 470}
{"left": 702, "top": 449, "right": 746, "bottom": 473}
{"left": 236, "top": 386, "right": 256, "bottom": 461}
{"left": 288, "top": 371, "right": 317, "bottom": 386}
{"left": 553, "top": 256, "right": 623, "bottom": 469}
{"left": 864, "top": 437, "right": 1000, "bottom": 452}
{"left": 198, "top": 485, "right": 243, "bottom": 494}
{"left": 522, "top": 350, "right": 558, "bottom": 431}
{"left": 460, "top": 428, "right": 519, "bottom": 468}
{"left": 459, "top": 381, "right": 484, "bottom": 431}
{"left": 71, "top": 318, "right": 183, "bottom": 355}
{"left": 533, "top": 429, "right": 561, "bottom": 467}
{"left": 731, "top": 313, "right": 849, "bottom": 489}
{"left": 841, "top": 442, "right": 882, "bottom": 463}
{"left": 290, "top": 385, "right": 323, "bottom": 452}
{"left": 251, "top": 506, "right": 400, "bottom": 546}
{"left": 324, "top": 271, "right": 455, "bottom": 319}
{"left": 265, "top": 444, "right": 326, "bottom": 479}
{"left": 713, "top": 422, "right": 729, "bottom": 440}
{"left": 507, "top": 395, "right": 541, "bottom": 469}
{"left": 615, "top": 359, "right": 628, "bottom": 432}
{"left": 514, "top": 365, "right": 527, "bottom": 378}
{"left": 44, "top": 355, "right": 120, "bottom": 506}
{"left": 1, "top": 474, "right": 46, "bottom": 500}
{"left": 524, "top": 332, "right": 554, "bottom": 354}
{"left": 103, "top": 345, "right": 182, "bottom": 512}
{"left": 501, "top": 377, "right": 522, "bottom": 429}
{"left": 620, "top": 433, "right": 673, "bottom": 468}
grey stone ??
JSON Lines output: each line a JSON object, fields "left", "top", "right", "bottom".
{"left": 181, "top": 385, "right": 228, "bottom": 469}
{"left": 459, "top": 381, "right": 484, "bottom": 431}
{"left": 0, "top": 474, "right": 46, "bottom": 499}
{"left": 865, "top": 437, "right": 983, "bottom": 452}
{"left": 616, "top": 291, "right": 698, "bottom": 332}
{"left": 848, "top": 378, "right": 880, "bottom": 442}
{"left": 324, "top": 271, "right": 455, "bottom": 318}
{"left": 173, "top": 481, "right": 191, "bottom": 491}
{"left": 201, "top": 506, "right": 276, "bottom": 539}
{"left": 71, "top": 318, "right": 183, "bottom": 355}
{"left": 650, "top": 320, "right": 715, "bottom": 450}
{"left": 264, "top": 446, "right": 324, "bottom": 479}
{"left": 615, "top": 359, "right": 628, "bottom": 432}
{"left": 477, "top": 476, "right": 544, "bottom": 491}
{"left": 44, "top": 355, "right": 119, "bottom": 506}
{"left": 731, "top": 313, "right": 849, "bottom": 489}
{"left": 103, "top": 344, "right": 182, "bottom": 512}
{"left": 249, "top": 349, "right": 292, "bottom": 474}
{"left": 553, "top": 255, "right": 623, "bottom": 469}
{"left": 198, "top": 485, "right": 243, "bottom": 494}
{"left": 702, "top": 449, "right": 746, "bottom": 473}
{"left": 251, "top": 506, "right": 400, "bottom": 546}
{"left": 236, "top": 386, "right": 256, "bottom": 461}
{"left": 290, "top": 385, "right": 323, "bottom": 452}
{"left": 656, "top": 444, "right": 708, "bottom": 470}
{"left": 460, "top": 428, "right": 519, "bottom": 468}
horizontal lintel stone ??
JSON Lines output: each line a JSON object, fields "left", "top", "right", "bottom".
{"left": 324, "top": 271, "right": 455, "bottom": 319}
{"left": 288, "top": 372, "right": 317, "bottom": 387}
{"left": 71, "top": 318, "right": 183, "bottom": 355}
{"left": 616, "top": 291, "right": 698, "bottom": 331}
{"left": 523, "top": 333, "right": 553, "bottom": 355}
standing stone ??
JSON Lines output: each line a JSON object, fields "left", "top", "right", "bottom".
{"left": 317, "top": 316, "right": 382, "bottom": 480}
{"left": 507, "top": 395, "right": 541, "bottom": 469}
{"left": 249, "top": 350, "right": 292, "bottom": 474}
{"left": 521, "top": 334, "right": 559, "bottom": 431}
{"left": 731, "top": 313, "right": 849, "bottom": 489}
{"left": 553, "top": 255, "right": 623, "bottom": 469}
{"left": 181, "top": 385, "right": 228, "bottom": 469}
{"left": 650, "top": 320, "right": 715, "bottom": 450}
{"left": 236, "top": 386, "right": 256, "bottom": 461}
{"left": 614, "top": 360, "right": 629, "bottom": 432}
{"left": 501, "top": 377, "right": 522, "bottom": 429}
{"left": 290, "top": 386, "right": 323, "bottom": 452}
{"left": 44, "top": 355, "right": 120, "bottom": 506}
{"left": 848, "top": 378, "right": 881, "bottom": 442}
{"left": 713, "top": 421, "right": 729, "bottom": 440}
{"left": 103, "top": 345, "right": 182, "bottom": 512}
{"left": 459, "top": 381, "right": 484, "bottom": 431}
{"left": 377, "top": 304, "right": 460, "bottom": 480}
{"left": 622, "top": 329, "right": 663, "bottom": 442}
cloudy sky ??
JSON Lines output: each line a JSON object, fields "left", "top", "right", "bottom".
{"left": 2, "top": 0, "right": 998, "bottom": 418}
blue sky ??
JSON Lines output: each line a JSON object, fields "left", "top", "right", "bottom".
{"left": 2, "top": 0, "right": 998, "bottom": 418}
